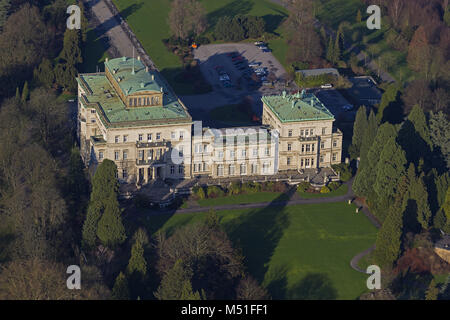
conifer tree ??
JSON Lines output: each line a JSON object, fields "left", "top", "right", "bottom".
{"left": 96, "top": 195, "right": 126, "bottom": 248}
{"left": 425, "top": 279, "right": 439, "bottom": 300}
{"left": 81, "top": 200, "right": 102, "bottom": 249}
{"left": 112, "top": 272, "right": 130, "bottom": 300}
{"left": 155, "top": 260, "right": 199, "bottom": 300}
{"left": 356, "top": 9, "right": 362, "bottom": 23}
{"left": 21, "top": 81, "right": 29, "bottom": 103}
{"left": 351, "top": 105, "right": 368, "bottom": 156}
{"left": 359, "top": 109, "right": 377, "bottom": 168}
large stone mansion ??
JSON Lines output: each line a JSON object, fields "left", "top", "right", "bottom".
{"left": 77, "top": 57, "right": 342, "bottom": 185}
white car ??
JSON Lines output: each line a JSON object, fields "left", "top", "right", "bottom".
{"left": 219, "top": 74, "right": 230, "bottom": 81}
{"left": 320, "top": 83, "right": 333, "bottom": 89}
{"left": 248, "top": 62, "right": 260, "bottom": 68}
{"left": 254, "top": 41, "right": 264, "bottom": 46}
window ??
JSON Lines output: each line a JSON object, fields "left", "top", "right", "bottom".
{"left": 252, "top": 148, "right": 258, "bottom": 157}
{"left": 287, "top": 157, "right": 291, "bottom": 165}
{"left": 178, "top": 165, "right": 183, "bottom": 174}
{"left": 322, "top": 127, "right": 326, "bottom": 135}
{"left": 171, "top": 132, "right": 176, "bottom": 139}
{"left": 305, "top": 129, "right": 309, "bottom": 136}
{"left": 287, "top": 143, "right": 292, "bottom": 151}
{"left": 240, "top": 163, "right": 246, "bottom": 175}
{"left": 98, "top": 151, "right": 104, "bottom": 160}
{"left": 306, "top": 144, "right": 311, "bottom": 152}
{"left": 301, "top": 159, "right": 304, "bottom": 167}
{"left": 251, "top": 163, "right": 258, "bottom": 174}
{"left": 312, "top": 144, "right": 315, "bottom": 152}
{"left": 147, "top": 133, "right": 152, "bottom": 142}
{"left": 320, "top": 155, "right": 324, "bottom": 163}
{"left": 265, "top": 147, "right": 270, "bottom": 156}
{"left": 230, "top": 150, "right": 235, "bottom": 159}
{"left": 90, "top": 109, "right": 96, "bottom": 114}
{"left": 193, "top": 164, "right": 198, "bottom": 172}
{"left": 133, "top": 98, "right": 137, "bottom": 106}
{"left": 129, "top": 99, "right": 133, "bottom": 106}
{"left": 156, "top": 133, "right": 161, "bottom": 140}
{"left": 305, "top": 159, "right": 310, "bottom": 166}
{"left": 241, "top": 149, "right": 246, "bottom": 158}
{"left": 122, "top": 168, "right": 128, "bottom": 179}
{"left": 138, "top": 150, "right": 144, "bottom": 160}
{"left": 157, "top": 149, "right": 161, "bottom": 158}
{"left": 321, "top": 141, "right": 325, "bottom": 149}
{"left": 217, "top": 164, "right": 224, "bottom": 176}
{"left": 114, "top": 151, "right": 119, "bottom": 160}
{"left": 333, "top": 140, "right": 337, "bottom": 148}
{"left": 123, "top": 150, "right": 128, "bottom": 160}
{"left": 170, "top": 165, "right": 175, "bottom": 174}
{"left": 263, "top": 162, "right": 270, "bottom": 174}
{"left": 229, "top": 165, "right": 235, "bottom": 175}
{"left": 300, "top": 129, "right": 304, "bottom": 136}
{"left": 115, "top": 136, "right": 119, "bottom": 143}
{"left": 302, "top": 144, "right": 305, "bottom": 152}
{"left": 310, "top": 129, "right": 314, "bottom": 136}
{"left": 195, "top": 143, "right": 201, "bottom": 153}
{"left": 203, "top": 144, "right": 208, "bottom": 153}
{"left": 123, "top": 135, "right": 128, "bottom": 142}
{"left": 311, "top": 158, "right": 314, "bottom": 166}
{"left": 179, "top": 146, "right": 184, "bottom": 157}
{"left": 218, "top": 151, "right": 224, "bottom": 158}
{"left": 288, "top": 129, "right": 292, "bottom": 137}
{"left": 90, "top": 119, "right": 96, "bottom": 123}
{"left": 202, "top": 162, "right": 206, "bottom": 172}
{"left": 332, "top": 153, "right": 337, "bottom": 161}
{"left": 179, "top": 132, "right": 184, "bottom": 140}
{"left": 138, "top": 134, "right": 143, "bottom": 141}
{"left": 148, "top": 150, "right": 153, "bottom": 160}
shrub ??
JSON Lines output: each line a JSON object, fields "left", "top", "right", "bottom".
{"left": 332, "top": 163, "right": 353, "bottom": 182}
{"left": 272, "top": 181, "right": 288, "bottom": 193}
{"left": 320, "top": 186, "right": 331, "bottom": 194}
{"left": 228, "top": 181, "right": 242, "bottom": 195}
{"left": 192, "top": 186, "right": 206, "bottom": 200}
{"left": 242, "top": 182, "right": 260, "bottom": 194}
{"left": 328, "top": 181, "right": 341, "bottom": 191}
{"left": 207, "top": 185, "right": 225, "bottom": 198}
{"left": 297, "top": 181, "right": 311, "bottom": 193}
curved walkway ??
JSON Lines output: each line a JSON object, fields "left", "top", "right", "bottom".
{"left": 350, "top": 244, "right": 376, "bottom": 274}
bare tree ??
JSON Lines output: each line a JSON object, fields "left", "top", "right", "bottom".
{"left": 168, "top": 0, "right": 207, "bottom": 40}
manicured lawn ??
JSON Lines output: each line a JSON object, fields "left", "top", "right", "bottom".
{"left": 112, "top": 0, "right": 290, "bottom": 92}
{"left": 197, "top": 191, "right": 288, "bottom": 207}
{"left": 316, "top": 0, "right": 365, "bottom": 30}
{"left": 137, "top": 202, "right": 378, "bottom": 299}
{"left": 298, "top": 184, "right": 348, "bottom": 199}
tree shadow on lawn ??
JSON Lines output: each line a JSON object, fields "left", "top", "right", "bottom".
{"left": 226, "top": 186, "right": 297, "bottom": 287}
{"left": 286, "top": 273, "right": 338, "bottom": 300}
{"left": 262, "top": 13, "right": 286, "bottom": 35}
{"left": 118, "top": 2, "right": 144, "bottom": 20}
{"left": 206, "top": 0, "right": 254, "bottom": 30}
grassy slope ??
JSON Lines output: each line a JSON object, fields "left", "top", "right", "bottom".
{"left": 298, "top": 184, "right": 348, "bottom": 199}
{"left": 138, "top": 202, "right": 378, "bottom": 300}
{"left": 197, "top": 191, "right": 289, "bottom": 207}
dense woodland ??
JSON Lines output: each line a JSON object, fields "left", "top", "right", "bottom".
{"left": 0, "top": 0, "right": 449, "bottom": 300}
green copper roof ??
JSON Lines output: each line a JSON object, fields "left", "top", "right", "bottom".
{"left": 262, "top": 91, "right": 334, "bottom": 123}
{"left": 104, "top": 57, "right": 162, "bottom": 97}
{"left": 77, "top": 58, "right": 191, "bottom": 128}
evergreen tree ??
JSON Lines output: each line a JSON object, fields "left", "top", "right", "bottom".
{"left": 356, "top": 9, "right": 362, "bottom": 23}
{"left": 180, "top": 280, "right": 202, "bottom": 300}
{"left": 127, "top": 240, "right": 147, "bottom": 277}
{"left": 374, "top": 137, "right": 408, "bottom": 213}
{"left": 359, "top": 110, "right": 377, "bottom": 168}
{"left": 429, "top": 111, "right": 450, "bottom": 169}
{"left": 444, "top": 188, "right": 450, "bottom": 230}
{"left": 425, "top": 279, "right": 439, "bottom": 300}
{"left": 60, "top": 29, "right": 82, "bottom": 67}
{"left": 351, "top": 106, "right": 368, "bottom": 156}
{"left": 326, "top": 36, "right": 335, "bottom": 63}
{"left": 377, "top": 84, "right": 400, "bottom": 124}
{"left": 81, "top": 200, "right": 102, "bottom": 249}
{"left": 21, "top": 81, "right": 29, "bottom": 103}
{"left": 67, "top": 146, "right": 87, "bottom": 202}
{"left": 15, "top": 87, "right": 20, "bottom": 100}
{"left": 408, "top": 105, "right": 433, "bottom": 148}
{"left": 96, "top": 195, "right": 126, "bottom": 248}
{"left": 33, "top": 58, "right": 54, "bottom": 89}
{"left": 155, "top": 259, "right": 198, "bottom": 300}
{"left": 112, "top": 272, "right": 130, "bottom": 300}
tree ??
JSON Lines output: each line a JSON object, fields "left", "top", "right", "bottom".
{"left": 359, "top": 110, "right": 377, "bottom": 168}
{"left": 21, "top": 81, "right": 29, "bottom": 102}
{"left": 356, "top": 9, "right": 362, "bottom": 23}
{"left": 168, "top": 0, "right": 207, "bottom": 40}
{"left": 236, "top": 276, "right": 269, "bottom": 300}
{"left": 374, "top": 137, "right": 408, "bottom": 213}
{"left": 154, "top": 259, "right": 199, "bottom": 300}
{"left": 377, "top": 84, "right": 401, "bottom": 124}
{"left": 33, "top": 58, "right": 54, "bottom": 88}
{"left": 91, "top": 159, "right": 119, "bottom": 202}
{"left": 402, "top": 80, "right": 433, "bottom": 113}
{"left": 96, "top": 195, "right": 126, "bottom": 248}
{"left": 0, "top": 0, "right": 10, "bottom": 32}
{"left": 425, "top": 279, "right": 439, "bottom": 300}
{"left": 351, "top": 106, "right": 368, "bottom": 156}
{"left": 112, "top": 272, "right": 129, "bottom": 300}
{"left": 82, "top": 200, "right": 102, "bottom": 249}
{"left": 429, "top": 111, "right": 450, "bottom": 169}
{"left": 59, "top": 29, "right": 82, "bottom": 67}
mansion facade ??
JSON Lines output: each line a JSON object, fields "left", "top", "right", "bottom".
{"left": 77, "top": 57, "right": 342, "bottom": 184}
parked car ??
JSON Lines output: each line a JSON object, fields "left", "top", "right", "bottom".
{"left": 219, "top": 74, "right": 230, "bottom": 81}
{"left": 262, "top": 81, "right": 272, "bottom": 86}
{"left": 248, "top": 62, "right": 260, "bottom": 68}
{"left": 342, "top": 104, "right": 353, "bottom": 111}
{"left": 320, "top": 83, "right": 333, "bottom": 89}
{"left": 222, "top": 81, "right": 233, "bottom": 88}
{"left": 254, "top": 41, "right": 264, "bottom": 46}
{"left": 232, "top": 56, "right": 243, "bottom": 61}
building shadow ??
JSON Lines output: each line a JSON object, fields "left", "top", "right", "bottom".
{"left": 225, "top": 185, "right": 297, "bottom": 288}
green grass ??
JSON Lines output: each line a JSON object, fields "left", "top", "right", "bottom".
{"left": 299, "top": 184, "right": 348, "bottom": 199}
{"left": 112, "top": 0, "right": 290, "bottom": 92}
{"left": 197, "top": 191, "right": 288, "bottom": 207}
{"left": 316, "top": 0, "right": 365, "bottom": 29}
{"left": 137, "top": 202, "right": 378, "bottom": 299}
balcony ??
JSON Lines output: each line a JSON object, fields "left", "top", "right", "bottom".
{"left": 136, "top": 159, "right": 165, "bottom": 166}
{"left": 136, "top": 139, "right": 171, "bottom": 148}
{"left": 299, "top": 135, "right": 319, "bottom": 142}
